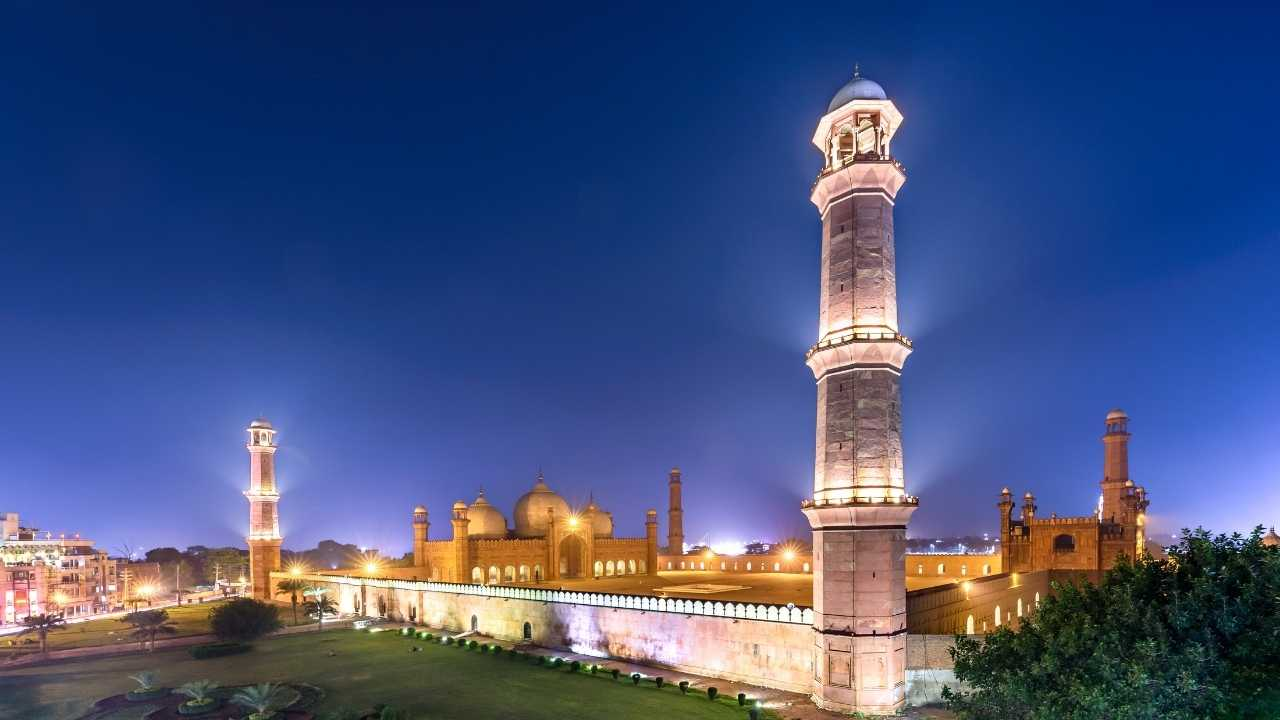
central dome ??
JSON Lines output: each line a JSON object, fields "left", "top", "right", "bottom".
{"left": 828, "top": 67, "right": 887, "bottom": 112}
{"left": 513, "top": 472, "right": 571, "bottom": 538}
{"left": 467, "top": 490, "right": 509, "bottom": 538}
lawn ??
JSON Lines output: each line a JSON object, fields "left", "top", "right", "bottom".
{"left": 0, "top": 629, "right": 762, "bottom": 720}
{"left": 1, "top": 600, "right": 313, "bottom": 659}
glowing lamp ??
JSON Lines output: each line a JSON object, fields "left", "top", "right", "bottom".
{"left": 568, "top": 515, "right": 579, "bottom": 528}
{"left": 783, "top": 550, "right": 796, "bottom": 562}
{"left": 364, "top": 562, "right": 378, "bottom": 574}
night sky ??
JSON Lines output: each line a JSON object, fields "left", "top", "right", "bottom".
{"left": 2, "top": 4, "right": 1277, "bottom": 556}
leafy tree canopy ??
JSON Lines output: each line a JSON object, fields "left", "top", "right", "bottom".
{"left": 209, "top": 598, "right": 282, "bottom": 641}
{"left": 945, "top": 528, "right": 1280, "bottom": 720}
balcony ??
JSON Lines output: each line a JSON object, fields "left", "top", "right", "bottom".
{"left": 806, "top": 330, "right": 912, "bottom": 360}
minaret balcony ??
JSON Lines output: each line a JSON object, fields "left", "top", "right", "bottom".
{"left": 805, "top": 331, "right": 913, "bottom": 379}
{"left": 811, "top": 157, "right": 907, "bottom": 212}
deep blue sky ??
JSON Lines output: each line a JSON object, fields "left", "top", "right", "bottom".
{"left": 2, "top": 3, "right": 1277, "bottom": 556}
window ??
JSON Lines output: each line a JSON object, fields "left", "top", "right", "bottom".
{"left": 470, "top": 615, "right": 478, "bottom": 632}
{"left": 746, "top": 562, "right": 752, "bottom": 571}
{"left": 523, "top": 622, "right": 532, "bottom": 641}
{"left": 960, "top": 565, "right": 967, "bottom": 576}
{"left": 803, "top": 562, "right": 810, "bottom": 573}
{"left": 966, "top": 615, "right": 975, "bottom": 635}
{"left": 982, "top": 564, "right": 991, "bottom": 575}
{"left": 1053, "top": 534, "right": 1076, "bottom": 552}
{"left": 994, "top": 605, "right": 1002, "bottom": 627}
{"left": 937, "top": 563, "right": 945, "bottom": 575}
{"left": 916, "top": 563, "right": 924, "bottom": 575}
{"left": 1017, "top": 598, "right": 1023, "bottom": 618}
{"left": 773, "top": 563, "right": 780, "bottom": 572}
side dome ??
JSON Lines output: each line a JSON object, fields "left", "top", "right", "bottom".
{"left": 585, "top": 498, "right": 613, "bottom": 538}
{"left": 467, "top": 490, "right": 508, "bottom": 538}
{"left": 1263, "top": 528, "right": 1280, "bottom": 548}
{"left": 828, "top": 67, "right": 887, "bottom": 112}
{"left": 248, "top": 417, "right": 273, "bottom": 429}
{"left": 513, "top": 472, "right": 571, "bottom": 538}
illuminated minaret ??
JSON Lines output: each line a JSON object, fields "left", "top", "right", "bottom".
{"left": 667, "top": 467, "right": 684, "bottom": 554}
{"left": 800, "top": 68, "right": 918, "bottom": 715}
{"left": 244, "top": 417, "right": 282, "bottom": 600}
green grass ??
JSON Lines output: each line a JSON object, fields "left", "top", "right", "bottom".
{"left": 0, "top": 630, "right": 762, "bottom": 720}
{"left": 1, "top": 601, "right": 312, "bottom": 659}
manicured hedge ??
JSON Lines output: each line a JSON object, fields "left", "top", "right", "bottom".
{"left": 188, "top": 642, "right": 252, "bottom": 660}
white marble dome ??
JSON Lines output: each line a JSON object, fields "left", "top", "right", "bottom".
{"left": 467, "top": 490, "right": 509, "bottom": 538}
{"left": 513, "top": 472, "right": 571, "bottom": 538}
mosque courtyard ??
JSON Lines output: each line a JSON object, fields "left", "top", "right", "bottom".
{"left": 511, "top": 570, "right": 954, "bottom": 606}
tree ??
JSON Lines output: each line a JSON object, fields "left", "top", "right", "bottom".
{"left": 177, "top": 679, "right": 219, "bottom": 708}
{"left": 144, "top": 547, "right": 183, "bottom": 565}
{"left": 231, "top": 683, "right": 284, "bottom": 720}
{"left": 209, "top": 598, "right": 283, "bottom": 641}
{"left": 945, "top": 528, "right": 1280, "bottom": 720}
{"left": 302, "top": 590, "right": 338, "bottom": 632}
{"left": 275, "top": 578, "right": 307, "bottom": 626}
{"left": 123, "top": 609, "right": 177, "bottom": 651}
{"left": 18, "top": 613, "right": 66, "bottom": 654}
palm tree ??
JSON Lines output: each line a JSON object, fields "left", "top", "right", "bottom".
{"left": 128, "top": 671, "right": 158, "bottom": 693}
{"left": 275, "top": 578, "right": 306, "bottom": 626}
{"left": 123, "top": 609, "right": 177, "bottom": 651}
{"left": 18, "top": 613, "right": 66, "bottom": 654}
{"left": 302, "top": 590, "right": 337, "bottom": 632}
{"left": 231, "top": 683, "right": 283, "bottom": 720}
{"left": 177, "top": 679, "right": 219, "bottom": 708}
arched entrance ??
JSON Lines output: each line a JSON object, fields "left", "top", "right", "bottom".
{"left": 471, "top": 615, "right": 478, "bottom": 632}
{"left": 523, "top": 622, "right": 532, "bottom": 641}
{"left": 558, "top": 534, "right": 585, "bottom": 578}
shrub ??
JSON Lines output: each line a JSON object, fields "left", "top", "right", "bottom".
{"left": 748, "top": 707, "right": 760, "bottom": 720}
{"left": 631, "top": 673, "right": 642, "bottom": 686}
{"left": 443, "top": 636, "right": 454, "bottom": 646}
{"left": 537, "top": 655, "right": 548, "bottom": 666}
{"left": 611, "top": 668, "right": 620, "bottom": 680}
{"left": 188, "top": 642, "right": 251, "bottom": 660}
{"left": 569, "top": 660, "right": 581, "bottom": 673}
{"left": 707, "top": 687, "right": 718, "bottom": 701}
{"left": 400, "top": 627, "right": 411, "bottom": 637}
{"left": 552, "top": 657, "right": 564, "bottom": 668}
{"left": 590, "top": 664, "right": 599, "bottom": 675}
{"left": 379, "top": 707, "right": 409, "bottom": 720}
{"left": 209, "top": 599, "right": 283, "bottom": 642}
{"left": 467, "top": 640, "right": 478, "bottom": 650}
{"left": 509, "top": 650, "right": 520, "bottom": 660}
{"left": 737, "top": 692, "right": 747, "bottom": 706}
{"left": 679, "top": 680, "right": 689, "bottom": 694}
{"left": 654, "top": 676, "right": 664, "bottom": 689}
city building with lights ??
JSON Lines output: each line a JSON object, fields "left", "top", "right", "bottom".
{"left": 1, "top": 513, "right": 123, "bottom": 625}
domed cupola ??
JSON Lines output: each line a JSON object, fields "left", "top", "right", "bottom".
{"left": 1263, "top": 527, "right": 1280, "bottom": 548}
{"left": 513, "top": 471, "right": 571, "bottom": 538}
{"left": 827, "top": 64, "right": 888, "bottom": 112}
{"left": 467, "top": 489, "right": 509, "bottom": 538}
{"left": 585, "top": 495, "right": 614, "bottom": 538}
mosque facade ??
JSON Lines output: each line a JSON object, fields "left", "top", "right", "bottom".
{"left": 408, "top": 472, "right": 659, "bottom": 585}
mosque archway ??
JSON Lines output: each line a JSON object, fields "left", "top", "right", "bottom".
{"left": 488, "top": 566, "right": 499, "bottom": 584}
{"left": 606, "top": 560, "right": 615, "bottom": 576}
{"left": 504, "top": 566, "right": 515, "bottom": 582}
{"left": 471, "top": 567, "right": 483, "bottom": 584}
{"left": 593, "top": 560, "right": 604, "bottom": 577}
{"left": 966, "top": 615, "right": 975, "bottom": 635}
{"left": 558, "top": 534, "right": 585, "bottom": 578}
{"left": 471, "top": 615, "right": 478, "bottom": 632}
{"left": 628, "top": 559, "right": 636, "bottom": 574}
{"left": 533, "top": 564, "right": 543, "bottom": 582}
{"left": 519, "top": 565, "right": 530, "bottom": 582}
{"left": 523, "top": 622, "right": 532, "bottom": 641}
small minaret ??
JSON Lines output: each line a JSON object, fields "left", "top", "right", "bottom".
{"left": 667, "top": 467, "right": 684, "bottom": 554}
{"left": 997, "top": 488, "right": 1014, "bottom": 570}
{"left": 801, "top": 68, "right": 917, "bottom": 714}
{"left": 1022, "top": 491, "right": 1037, "bottom": 522}
{"left": 645, "top": 509, "right": 659, "bottom": 576}
{"left": 451, "top": 502, "right": 470, "bottom": 583}
{"left": 1100, "top": 409, "right": 1131, "bottom": 523}
{"left": 244, "top": 418, "right": 282, "bottom": 600}
{"left": 412, "top": 505, "right": 429, "bottom": 571}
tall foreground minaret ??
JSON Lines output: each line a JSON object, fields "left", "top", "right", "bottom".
{"left": 800, "top": 68, "right": 918, "bottom": 714}
{"left": 245, "top": 418, "right": 282, "bottom": 600}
